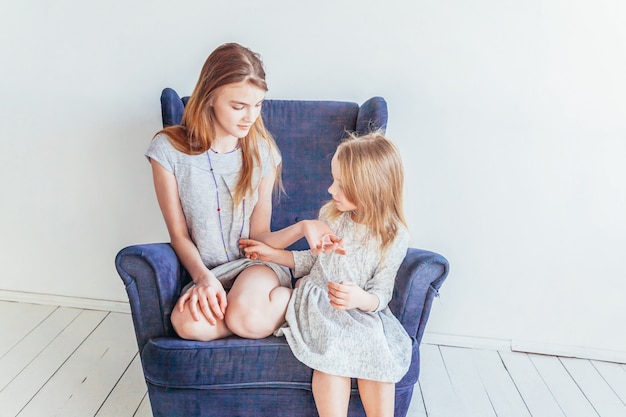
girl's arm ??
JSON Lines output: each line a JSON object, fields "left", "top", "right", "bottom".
{"left": 328, "top": 228, "right": 410, "bottom": 312}
{"left": 151, "top": 159, "right": 227, "bottom": 324}
{"left": 327, "top": 282, "right": 381, "bottom": 312}
{"left": 362, "top": 228, "right": 410, "bottom": 311}
{"left": 239, "top": 238, "right": 295, "bottom": 269}
{"left": 248, "top": 168, "right": 344, "bottom": 253}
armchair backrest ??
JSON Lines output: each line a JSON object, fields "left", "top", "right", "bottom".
{"left": 160, "top": 88, "right": 388, "bottom": 249}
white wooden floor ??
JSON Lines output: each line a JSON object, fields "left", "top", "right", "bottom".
{"left": 1, "top": 301, "right": 625, "bottom": 417}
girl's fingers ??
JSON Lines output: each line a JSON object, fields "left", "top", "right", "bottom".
{"left": 334, "top": 246, "right": 347, "bottom": 255}
{"left": 328, "top": 281, "right": 347, "bottom": 292}
{"left": 199, "top": 297, "right": 217, "bottom": 325}
{"left": 311, "top": 242, "right": 323, "bottom": 255}
{"left": 216, "top": 291, "right": 228, "bottom": 315}
{"left": 188, "top": 295, "right": 200, "bottom": 321}
{"left": 177, "top": 290, "right": 192, "bottom": 312}
{"left": 205, "top": 295, "right": 222, "bottom": 322}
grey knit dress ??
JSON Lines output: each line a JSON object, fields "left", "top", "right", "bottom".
{"left": 276, "top": 213, "right": 412, "bottom": 383}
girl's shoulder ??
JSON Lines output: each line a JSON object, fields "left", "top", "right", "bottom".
{"left": 397, "top": 224, "right": 410, "bottom": 240}
{"left": 255, "top": 137, "right": 282, "bottom": 174}
{"left": 148, "top": 133, "right": 177, "bottom": 153}
{"left": 257, "top": 137, "right": 281, "bottom": 160}
{"left": 319, "top": 210, "right": 346, "bottom": 229}
{"left": 389, "top": 224, "right": 410, "bottom": 254}
{"left": 145, "top": 133, "right": 193, "bottom": 173}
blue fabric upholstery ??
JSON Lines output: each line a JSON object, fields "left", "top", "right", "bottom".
{"left": 116, "top": 89, "right": 449, "bottom": 417}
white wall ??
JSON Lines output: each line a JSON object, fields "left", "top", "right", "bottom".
{"left": 1, "top": 0, "right": 624, "bottom": 360}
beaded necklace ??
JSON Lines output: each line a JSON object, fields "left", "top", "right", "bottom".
{"left": 207, "top": 149, "right": 245, "bottom": 262}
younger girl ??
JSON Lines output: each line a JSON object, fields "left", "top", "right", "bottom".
{"left": 240, "top": 132, "right": 412, "bottom": 417}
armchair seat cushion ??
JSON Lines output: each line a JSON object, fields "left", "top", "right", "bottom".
{"left": 143, "top": 336, "right": 311, "bottom": 389}
{"left": 142, "top": 334, "right": 419, "bottom": 390}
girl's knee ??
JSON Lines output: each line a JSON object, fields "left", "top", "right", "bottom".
{"left": 225, "top": 289, "right": 291, "bottom": 338}
{"left": 224, "top": 302, "right": 275, "bottom": 338}
{"left": 225, "top": 267, "right": 292, "bottom": 338}
{"left": 171, "top": 302, "right": 229, "bottom": 341}
{"left": 270, "top": 286, "right": 292, "bottom": 306}
{"left": 171, "top": 308, "right": 201, "bottom": 340}
{"left": 170, "top": 305, "right": 189, "bottom": 333}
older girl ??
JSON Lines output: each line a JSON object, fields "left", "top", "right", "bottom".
{"left": 146, "top": 43, "right": 339, "bottom": 342}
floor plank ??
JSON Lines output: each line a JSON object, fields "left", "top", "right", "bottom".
{"left": 0, "top": 301, "right": 56, "bottom": 357}
{"left": 0, "top": 306, "right": 81, "bottom": 391}
{"left": 592, "top": 360, "right": 626, "bottom": 406}
{"left": 499, "top": 351, "right": 566, "bottom": 417}
{"left": 439, "top": 346, "right": 497, "bottom": 417}
{"left": 17, "top": 312, "right": 138, "bottom": 417}
{"left": 561, "top": 357, "right": 626, "bottom": 417}
{"left": 95, "top": 353, "right": 148, "bottom": 417}
{"left": 134, "top": 393, "right": 153, "bottom": 417}
{"left": 0, "top": 309, "right": 107, "bottom": 417}
{"left": 406, "top": 382, "right": 427, "bottom": 417}
{"left": 419, "top": 344, "right": 465, "bottom": 416}
{"left": 471, "top": 349, "right": 531, "bottom": 417}
{"left": 529, "top": 354, "right": 598, "bottom": 417}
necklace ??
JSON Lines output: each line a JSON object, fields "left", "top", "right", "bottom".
{"left": 207, "top": 151, "right": 246, "bottom": 262}
{"left": 210, "top": 139, "right": 241, "bottom": 154}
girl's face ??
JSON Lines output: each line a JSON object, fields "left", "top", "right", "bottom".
{"left": 211, "top": 81, "right": 265, "bottom": 140}
{"left": 328, "top": 155, "right": 357, "bottom": 212}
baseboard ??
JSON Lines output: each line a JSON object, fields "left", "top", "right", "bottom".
{"left": 0, "top": 290, "right": 130, "bottom": 314}
{"left": 422, "top": 331, "right": 626, "bottom": 364}
{"left": 511, "top": 340, "right": 626, "bottom": 364}
{"left": 422, "top": 332, "right": 512, "bottom": 351}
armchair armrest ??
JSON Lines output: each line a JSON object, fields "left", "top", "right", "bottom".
{"left": 115, "top": 243, "right": 188, "bottom": 351}
{"left": 390, "top": 248, "right": 449, "bottom": 344}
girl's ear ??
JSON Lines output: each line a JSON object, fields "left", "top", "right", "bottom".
{"left": 205, "top": 92, "right": 216, "bottom": 108}
{"left": 204, "top": 99, "right": 215, "bottom": 112}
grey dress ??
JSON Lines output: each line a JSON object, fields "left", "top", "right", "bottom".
{"left": 146, "top": 134, "right": 291, "bottom": 290}
{"left": 276, "top": 213, "right": 412, "bottom": 382}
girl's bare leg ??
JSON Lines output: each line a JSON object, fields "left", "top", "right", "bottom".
{"left": 357, "top": 379, "right": 395, "bottom": 417}
{"left": 170, "top": 300, "right": 233, "bottom": 341}
{"left": 225, "top": 265, "right": 292, "bottom": 338}
{"left": 312, "top": 370, "right": 350, "bottom": 417}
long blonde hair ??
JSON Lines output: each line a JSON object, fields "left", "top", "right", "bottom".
{"left": 156, "top": 43, "right": 281, "bottom": 206}
{"left": 320, "top": 131, "right": 407, "bottom": 252}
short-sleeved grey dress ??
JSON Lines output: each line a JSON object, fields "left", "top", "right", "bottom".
{"left": 276, "top": 213, "right": 412, "bottom": 383}
{"left": 146, "top": 134, "right": 291, "bottom": 290}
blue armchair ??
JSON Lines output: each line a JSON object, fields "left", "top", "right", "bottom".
{"left": 115, "top": 89, "right": 449, "bottom": 417}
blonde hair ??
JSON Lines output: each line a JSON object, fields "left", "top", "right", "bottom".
{"left": 155, "top": 43, "right": 281, "bottom": 206}
{"left": 320, "top": 131, "right": 407, "bottom": 252}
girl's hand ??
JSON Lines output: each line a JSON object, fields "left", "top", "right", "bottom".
{"left": 302, "top": 220, "right": 346, "bottom": 255}
{"left": 327, "top": 281, "right": 379, "bottom": 312}
{"left": 177, "top": 274, "right": 227, "bottom": 325}
{"left": 239, "top": 238, "right": 276, "bottom": 261}
{"left": 240, "top": 238, "right": 296, "bottom": 269}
